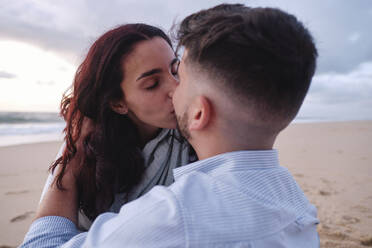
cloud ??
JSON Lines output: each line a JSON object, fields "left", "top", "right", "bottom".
{"left": 0, "top": 70, "right": 16, "bottom": 79}
{"left": 36, "top": 80, "right": 55, "bottom": 86}
{"left": 298, "top": 61, "right": 372, "bottom": 120}
{"left": 348, "top": 32, "right": 361, "bottom": 43}
{"left": 0, "top": 0, "right": 215, "bottom": 65}
{"left": 1, "top": 0, "right": 370, "bottom": 73}
{"left": 310, "top": 62, "right": 372, "bottom": 103}
{"left": 0, "top": 0, "right": 371, "bottom": 117}
{"left": 0, "top": 1, "right": 91, "bottom": 64}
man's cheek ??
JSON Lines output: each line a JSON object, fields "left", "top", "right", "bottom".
{"left": 172, "top": 91, "right": 179, "bottom": 107}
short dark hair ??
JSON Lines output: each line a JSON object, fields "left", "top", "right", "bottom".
{"left": 176, "top": 4, "right": 317, "bottom": 121}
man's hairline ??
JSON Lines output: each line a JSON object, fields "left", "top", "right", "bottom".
{"left": 181, "top": 49, "right": 292, "bottom": 133}
{"left": 181, "top": 52, "right": 255, "bottom": 123}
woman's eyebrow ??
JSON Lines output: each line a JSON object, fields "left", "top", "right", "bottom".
{"left": 136, "top": 57, "right": 178, "bottom": 81}
{"left": 136, "top": 68, "right": 162, "bottom": 81}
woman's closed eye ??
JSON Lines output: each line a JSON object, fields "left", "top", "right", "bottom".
{"left": 146, "top": 80, "right": 159, "bottom": 90}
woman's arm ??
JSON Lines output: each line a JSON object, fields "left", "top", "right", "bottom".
{"left": 36, "top": 117, "right": 95, "bottom": 225}
{"left": 39, "top": 143, "right": 65, "bottom": 203}
{"left": 35, "top": 154, "right": 79, "bottom": 225}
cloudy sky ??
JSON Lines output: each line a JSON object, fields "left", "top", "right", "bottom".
{"left": 0, "top": 0, "right": 371, "bottom": 121}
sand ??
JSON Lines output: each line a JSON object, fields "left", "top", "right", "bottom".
{"left": 0, "top": 141, "right": 63, "bottom": 247}
{"left": 275, "top": 121, "right": 372, "bottom": 247}
{"left": 0, "top": 121, "right": 371, "bottom": 247}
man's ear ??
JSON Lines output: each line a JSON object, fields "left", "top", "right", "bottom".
{"left": 189, "top": 96, "right": 211, "bottom": 131}
{"left": 110, "top": 99, "right": 128, "bottom": 115}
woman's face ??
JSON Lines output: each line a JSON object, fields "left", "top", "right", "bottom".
{"left": 119, "top": 37, "right": 179, "bottom": 132}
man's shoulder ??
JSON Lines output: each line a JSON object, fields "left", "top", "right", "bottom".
{"left": 167, "top": 167, "right": 318, "bottom": 246}
{"left": 88, "top": 185, "right": 187, "bottom": 247}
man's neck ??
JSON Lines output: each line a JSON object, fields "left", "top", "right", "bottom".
{"left": 190, "top": 133, "right": 276, "bottom": 161}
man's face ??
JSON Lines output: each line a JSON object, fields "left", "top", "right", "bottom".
{"left": 172, "top": 51, "right": 192, "bottom": 139}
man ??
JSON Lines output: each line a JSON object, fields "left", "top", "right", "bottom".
{"left": 21, "top": 4, "right": 319, "bottom": 247}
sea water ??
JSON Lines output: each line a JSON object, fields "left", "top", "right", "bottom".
{"left": 0, "top": 111, "right": 353, "bottom": 147}
{"left": 0, "top": 111, "right": 65, "bottom": 147}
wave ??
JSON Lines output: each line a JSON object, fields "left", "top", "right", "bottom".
{"left": 0, "top": 111, "right": 65, "bottom": 146}
{"left": 0, "top": 111, "right": 63, "bottom": 124}
{"left": 0, "top": 122, "right": 65, "bottom": 136}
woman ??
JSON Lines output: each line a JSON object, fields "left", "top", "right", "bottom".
{"left": 41, "top": 24, "right": 196, "bottom": 230}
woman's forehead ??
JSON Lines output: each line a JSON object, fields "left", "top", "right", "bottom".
{"left": 124, "top": 37, "right": 174, "bottom": 78}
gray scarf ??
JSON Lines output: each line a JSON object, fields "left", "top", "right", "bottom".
{"left": 78, "top": 128, "right": 196, "bottom": 230}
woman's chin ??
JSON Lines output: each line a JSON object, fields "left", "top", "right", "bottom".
{"left": 166, "top": 122, "right": 178, "bottom": 130}
{"left": 164, "top": 119, "right": 178, "bottom": 130}
{"left": 154, "top": 114, "right": 178, "bottom": 130}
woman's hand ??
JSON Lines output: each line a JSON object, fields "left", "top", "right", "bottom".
{"left": 68, "top": 117, "right": 95, "bottom": 178}
{"left": 35, "top": 162, "right": 79, "bottom": 224}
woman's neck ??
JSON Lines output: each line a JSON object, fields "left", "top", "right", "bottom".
{"left": 136, "top": 123, "right": 161, "bottom": 148}
{"left": 127, "top": 112, "right": 162, "bottom": 148}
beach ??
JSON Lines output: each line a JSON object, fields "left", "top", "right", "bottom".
{"left": 0, "top": 121, "right": 371, "bottom": 247}
{"left": 0, "top": 141, "right": 62, "bottom": 247}
{"left": 275, "top": 121, "right": 372, "bottom": 247}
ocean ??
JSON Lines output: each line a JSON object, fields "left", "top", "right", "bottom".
{"left": 0, "top": 111, "right": 356, "bottom": 147}
{"left": 0, "top": 111, "right": 65, "bottom": 147}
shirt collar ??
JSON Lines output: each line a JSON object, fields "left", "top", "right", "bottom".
{"left": 173, "top": 149, "right": 279, "bottom": 181}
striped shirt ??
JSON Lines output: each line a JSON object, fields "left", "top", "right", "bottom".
{"left": 21, "top": 150, "right": 319, "bottom": 247}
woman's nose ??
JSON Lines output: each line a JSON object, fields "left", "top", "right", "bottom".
{"left": 168, "top": 75, "right": 179, "bottom": 98}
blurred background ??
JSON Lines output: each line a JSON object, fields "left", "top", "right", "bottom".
{"left": 0, "top": 0, "right": 371, "bottom": 146}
